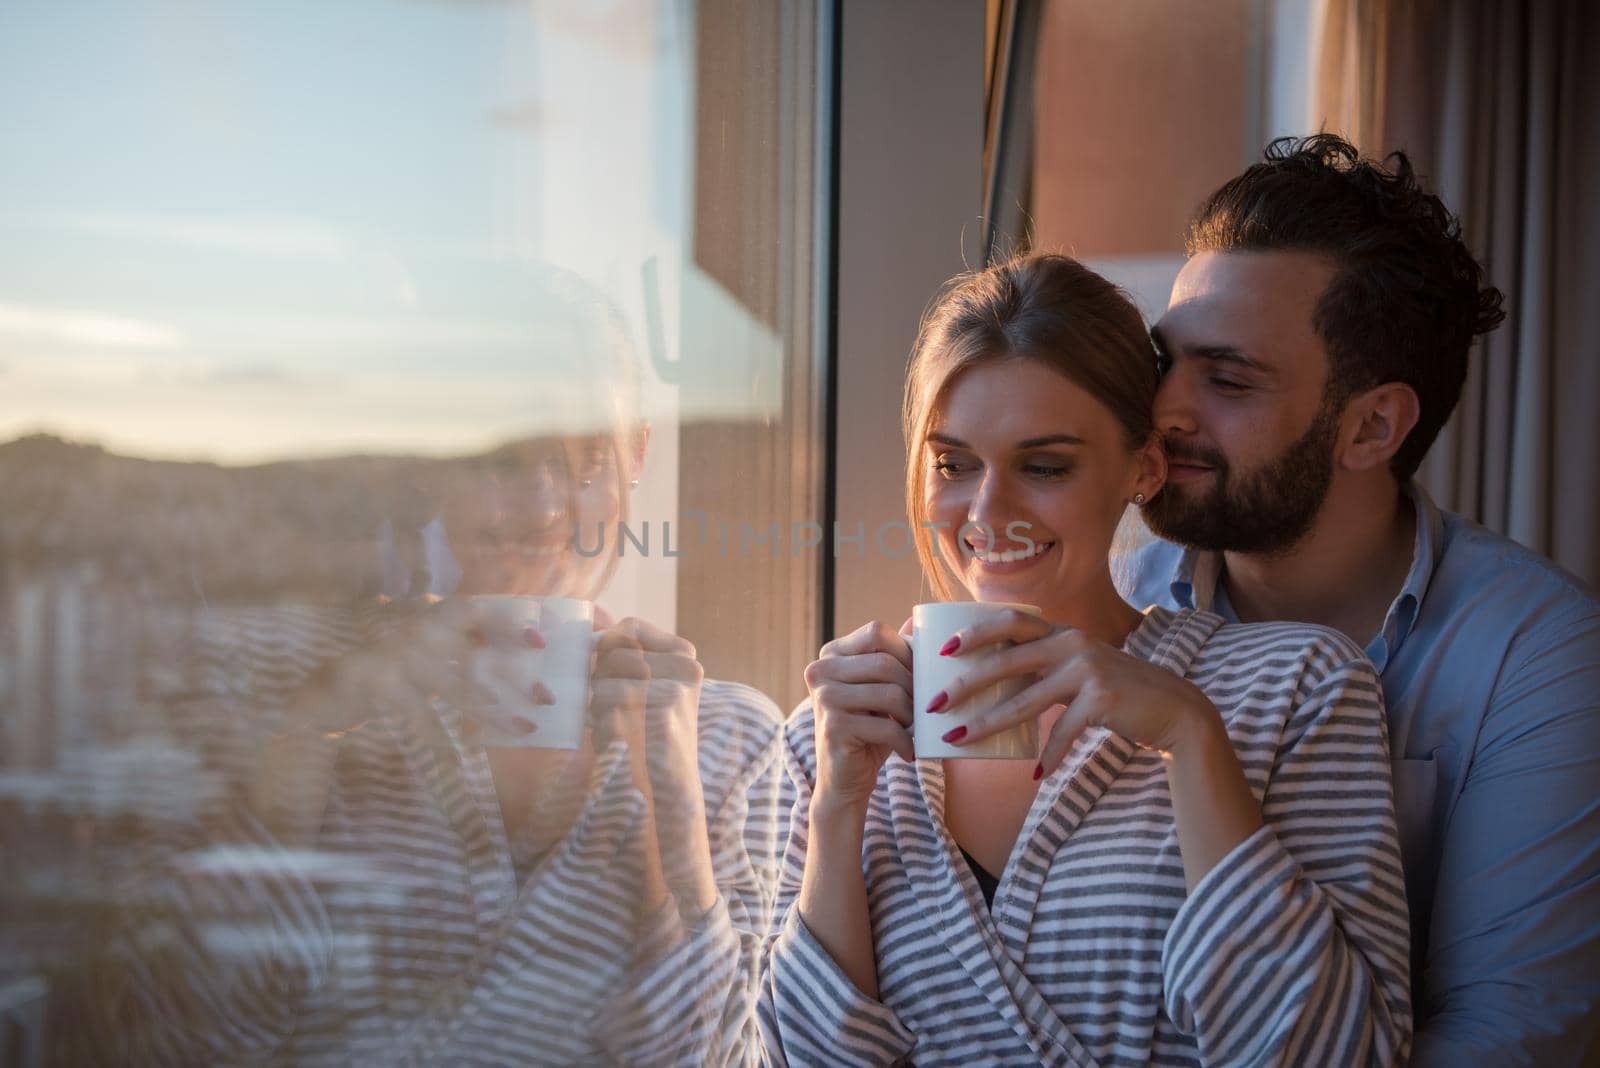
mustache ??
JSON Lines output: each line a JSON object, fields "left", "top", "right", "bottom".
{"left": 1162, "top": 438, "right": 1227, "bottom": 469}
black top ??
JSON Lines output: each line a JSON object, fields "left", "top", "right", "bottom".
{"left": 959, "top": 845, "right": 1000, "bottom": 909}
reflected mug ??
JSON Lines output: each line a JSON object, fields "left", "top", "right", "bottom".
{"left": 468, "top": 596, "right": 594, "bottom": 749}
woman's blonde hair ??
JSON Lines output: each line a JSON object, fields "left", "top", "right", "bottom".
{"left": 903, "top": 252, "right": 1159, "bottom": 600}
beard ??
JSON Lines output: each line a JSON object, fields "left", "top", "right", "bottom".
{"left": 1142, "top": 401, "right": 1340, "bottom": 556}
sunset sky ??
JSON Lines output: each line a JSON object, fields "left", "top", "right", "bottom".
{"left": 0, "top": 0, "right": 771, "bottom": 464}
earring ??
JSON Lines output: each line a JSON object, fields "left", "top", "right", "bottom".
{"left": 1132, "top": 492, "right": 1147, "bottom": 505}
{"left": 629, "top": 479, "right": 640, "bottom": 490}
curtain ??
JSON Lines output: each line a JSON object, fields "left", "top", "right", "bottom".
{"left": 1314, "top": 0, "right": 1600, "bottom": 587}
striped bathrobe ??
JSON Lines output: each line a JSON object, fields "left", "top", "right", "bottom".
{"left": 758, "top": 607, "right": 1411, "bottom": 1067}
{"left": 56, "top": 603, "right": 783, "bottom": 1067}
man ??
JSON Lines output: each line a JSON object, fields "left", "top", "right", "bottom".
{"left": 1122, "top": 134, "right": 1600, "bottom": 1065}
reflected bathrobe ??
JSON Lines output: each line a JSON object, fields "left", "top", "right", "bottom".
{"left": 758, "top": 607, "right": 1411, "bottom": 1067}
{"left": 53, "top": 602, "right": 784, "bottom": 1067}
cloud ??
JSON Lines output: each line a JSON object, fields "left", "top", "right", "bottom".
{"left": 123, "top": 361, "right": 343, "bottom": 391}
{"left": 0, "top": 301, "right": 184, "bottom": 351}
{"left": 201, "top": 364, "right": 326, "bottom": 387}
{"left": 0, "top": 210, "right": 350, "bottom": 261}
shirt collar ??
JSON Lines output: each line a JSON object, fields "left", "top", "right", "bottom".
{"left": 1164, "top": 481, "right": 1443, "bottom": 672}
{"left": 1368, "top": 480, "right": 1442, "bottom": 670}
{"left": 1167, "top": 548, "right": 1217, "bottom": 613}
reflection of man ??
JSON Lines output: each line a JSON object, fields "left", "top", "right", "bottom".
{"left": 1122, "top": 134, "right": 1600, "bottom": 1065}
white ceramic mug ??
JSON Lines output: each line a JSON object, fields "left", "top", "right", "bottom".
{"left": 468, "top": 596, "right": 594, "bottom": 749}
{"left": 912, "top": 601, "right": 1042, "bottom": 760}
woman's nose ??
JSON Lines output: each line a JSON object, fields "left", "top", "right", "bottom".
{"left": 966, "top": 471, "right": 1015, "bottom": 543}
{"left": 526, "top": 459, "right": 568, "bottom": 528}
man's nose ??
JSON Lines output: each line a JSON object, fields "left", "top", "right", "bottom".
{"left": 1153, "top": 366, "right": 1199, "bottom": 438}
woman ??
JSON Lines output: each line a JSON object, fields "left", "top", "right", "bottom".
{"left": 758, "top": 253, "right": 1410, "bottom": 1066}
{"left": 51, "top": 268, "right": 782, "bottom": 1067}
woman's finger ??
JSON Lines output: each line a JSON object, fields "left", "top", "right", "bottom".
{"left": 638, "top": 649, "right": 704, "bottom": 686}
{"left": 457, "top": 597, "right": 538, "bottom": 649}
{"left": 933, "top": 635, "right": 1075, "bottom": 713}
{"left": 592, "top": 648, "right": 704, "bottom": 692}
{"left": 590, "top": 675, "right": 650, "bottom": 712}
{"left": 940, "top": 607, "right": 1056, "bottom": 658}
{"left": 1035, "top": 700, "right": 1092, "bottom": 779}
{"left": 947, "top": 668, "right": 1088, "bottom": 741}
{"left": 810, "top": 650, "right": 912, "bottom": 695}
{"left": 812, "top": 681, "right": 914, "bottom": 727}
{"left": 469, "top": 708, "right": 542, "bottom": 740}
{"left": 594, "top": 625, "right": 644, "bottom": 656}
{"left": 602, "top": 616, "right": 696, "bottom": 659}
{"left": 824, "top": 710, "right": 914, "bottom": 763}
{"left": 594, "top": 644, "right": 651, "bottom": 680}
{"left": 824, "top": 620, "right": 913, "bottom": 673}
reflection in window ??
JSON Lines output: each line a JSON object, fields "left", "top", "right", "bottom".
{"left": 1, "top": 2, "right": 825, "bottom": 1063}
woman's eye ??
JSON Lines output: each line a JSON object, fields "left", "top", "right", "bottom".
{"left": 1023, "top": 463, "right": 1070, "bottom": 479}
{"left": 573, "top": 445, "right": 611, "bottom": 487}
{"left": 931, "top": 457, "right": 969, "bottom": 478}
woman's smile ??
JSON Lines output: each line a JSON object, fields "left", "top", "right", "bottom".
{"left": 963, "top": 536, "right": 1057, "bottom": 570}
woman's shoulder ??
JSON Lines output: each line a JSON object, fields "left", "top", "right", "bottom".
{"left": 1152, "top": 605, "right": 1371, "bottom": 673}
{"left": 1138, "top": 606, "right": 1380, "bottom": 710}
{"left": 1211, "top": 615, "right": 1369, "bottom": 666}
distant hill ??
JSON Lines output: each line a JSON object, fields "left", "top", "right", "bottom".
{"left": 0, "top": 435, "right": 437, "bottom": 601}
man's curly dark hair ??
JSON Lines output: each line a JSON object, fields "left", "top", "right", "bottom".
{"left": 1187, "top": 133, "right": 1505, "bottom": 480}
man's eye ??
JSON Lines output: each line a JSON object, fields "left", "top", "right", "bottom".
{"left": 1209, "top": 377, "right": 1249, "bottom": 393}
{"left": 1155, "top": 353, "right": 1173, "bottom": 375}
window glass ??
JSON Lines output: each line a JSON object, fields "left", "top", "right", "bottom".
{"left": 0, "top": 2, "right": 824, "bottom": 1060}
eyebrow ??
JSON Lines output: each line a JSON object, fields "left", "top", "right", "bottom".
{"left": 1195, "top": 345, "right": 1270, "bottom": 373}
{"left": 927, "top": 432, "right": 1085, "bottom": 449}
{"left": 1150, "top": 326, "right": 1271, "bottom": 375}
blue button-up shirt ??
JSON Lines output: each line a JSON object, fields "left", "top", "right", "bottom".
{"left": 1119, "top": 482, "right": 1600, "bottom": 1065}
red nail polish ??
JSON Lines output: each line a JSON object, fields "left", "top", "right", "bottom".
{"left": 531, "top": 681, "right": 556, "bottom": 705}
{"left": 1032, "top": 763, "right": 1043, "bottom": 781}
{"left": 524, "top": 627, "right": 546, "bottom": 649}
{"left": 939, "top": 636, "right": 961, "bottom": 656}
{"left": 926, "top": 691, "right": 948, "bottom": 714}
{"left": 941, "top": 725, "right": 967, "bottom": 744}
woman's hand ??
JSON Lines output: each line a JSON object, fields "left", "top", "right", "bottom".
{"left": 932, "top": 609, "right": 1220, "bottom": 777}
{"left": 589, "top": 616, "right": 707, "bottom": 817}
{"left": 250, "top": 597, "right": 500, "bottom": 844}
{"left": 588, "top": 617, "right": 717, "bottom": 917}
{"left": 796, "top": 619, "right": 915, "bottom": 1000}
{"left": 802, "top": 620, "right": 915, "bottom": 816}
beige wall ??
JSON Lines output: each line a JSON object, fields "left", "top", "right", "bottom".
{"left": 1032, "top": 0, "right": 1256, "bottom": 258}
{"left": 831, "top": 0, "right": 986, "bottom": 641}
{"left": 681, "top": 2, "right": 825, "bottom": 710}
